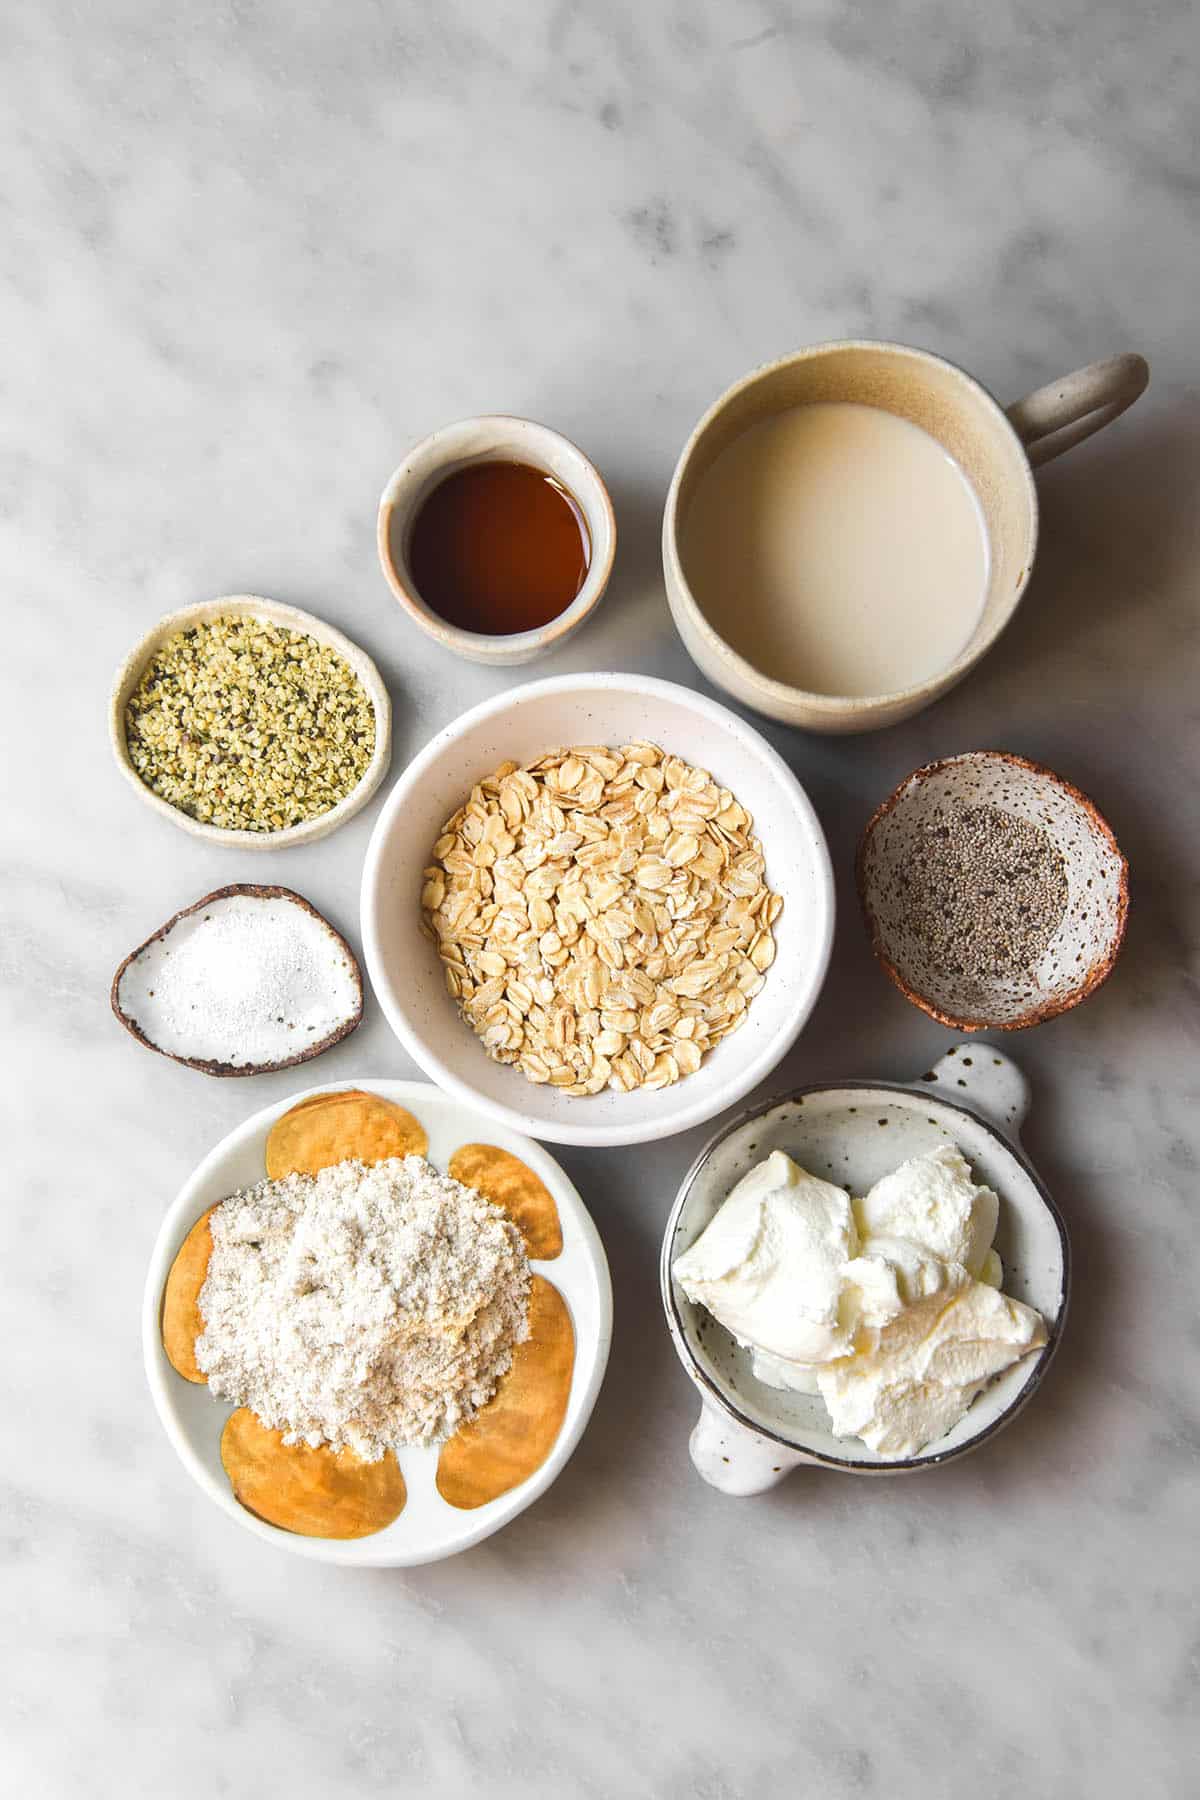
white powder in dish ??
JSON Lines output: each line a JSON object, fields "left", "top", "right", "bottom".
{"left": 117, "top": 891, "right": 360, "bottom": 1070}
{"left": 196, "top": 1155, "right": 531, "bottom": 1456}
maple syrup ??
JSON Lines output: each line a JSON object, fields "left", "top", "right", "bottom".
{"left": 404, "top": 460, "right": 590, "bottom": 636}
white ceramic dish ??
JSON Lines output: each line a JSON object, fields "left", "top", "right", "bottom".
{"left": 661, "top": 1046, "right": 1068, "bottom": 1493}
{"left": 110, "top": 595, "right": 392, "bottom": 848}
{"left": 360, "top": 673, "right": 835, "bottom": 1148}
{"left": 377, "top": 415, "right": 616, "bottom": 666}
{"left": 143, "top": 1079, "right": 613, "bottom": 1566}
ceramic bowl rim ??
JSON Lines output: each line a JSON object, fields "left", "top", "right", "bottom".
{"left": 662, "top": 337, "right": 1039, "bottom": 715}
{"left": 856, "top": 749, "right": 1131, "bottom": 1031}
{"left": 376, "top": 413, "right": 617, "bottom": 662}
{"left": 660, "top": 1077, "right": 1071, "bottom": 1472}
{"left": 359, "top": 671, "right": 836, "bottom": 1148}
{"left": 109, "top": 595, "right": 393, "bottom": 850}
{"left": 142, "top": 1077, "right": 614, "bottom": 1566}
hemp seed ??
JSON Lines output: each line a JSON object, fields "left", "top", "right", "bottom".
{"left": 124, "top": 616, "right": 375, "bottom": 833}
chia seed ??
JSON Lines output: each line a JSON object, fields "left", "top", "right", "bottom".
{"left": 898, "top": 803, "right": 1068, "bottom": 986}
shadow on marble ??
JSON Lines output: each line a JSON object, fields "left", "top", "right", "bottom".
{"left": 604, "top": 478, "right": 664, "bottom": 613}
{"left": 982, "top": 409, "right": 1199, "bottom": 694}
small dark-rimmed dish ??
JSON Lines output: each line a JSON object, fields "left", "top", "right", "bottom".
{"left": 111, "top": 885, "right": 363, "bottom": 1077}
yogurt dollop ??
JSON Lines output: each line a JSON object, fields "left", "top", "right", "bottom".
{"left": 671, "top": 1151, "right": 858, "bottom": 1370}
{"left": 673, "top": 1145, "right": 1047, "bottom": 1459}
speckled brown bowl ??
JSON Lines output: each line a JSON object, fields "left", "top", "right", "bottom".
{"left": 857, "top": 751, "right": 1129, "bottom": 1031}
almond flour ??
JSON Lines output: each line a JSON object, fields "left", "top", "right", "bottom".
{"left": 195, "top": 1155, "right": 531, "bottom": 1457}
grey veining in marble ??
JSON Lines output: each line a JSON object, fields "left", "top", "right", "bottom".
{"left": 3, "top": 3, "right": 1199, "bottom": 1796}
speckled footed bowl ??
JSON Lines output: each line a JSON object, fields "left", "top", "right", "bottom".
{"left": 662, "top": 1047, "right": 1069, "bottom": 1491}
{"left": 857, "top": 751, "right": 1129, "bottom": 1032}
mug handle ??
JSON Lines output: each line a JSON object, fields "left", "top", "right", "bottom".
{"left": 1005, "top": 352, "right": 1148, "bottom": 467}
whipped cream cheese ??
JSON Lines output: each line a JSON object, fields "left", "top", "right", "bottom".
{"left": 819, "top": 1277, "right": 1045, "bottom": 1457}
{"left": 673, "top": 1145, "right": 1047, "bottom": 1459}
{"left": 854, "top": 1144, "right": 998, "bottom": 1277}
{"left": 671, "top": 1152, "right": 857, "bottom": 1370}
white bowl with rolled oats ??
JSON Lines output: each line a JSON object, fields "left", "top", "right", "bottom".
{"left": 361, "top": 674, "right": 834, "bottom": 1147}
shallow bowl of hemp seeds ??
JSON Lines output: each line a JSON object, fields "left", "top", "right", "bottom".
{"left": 857, "top": 751, "right": 1129, "bottom": 1031}
{"left": 109, "top": 596, "right": 392, "bottom": 849}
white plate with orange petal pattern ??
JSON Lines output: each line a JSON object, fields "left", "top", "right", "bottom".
{"left": 143, "top": 1079, "right": 612, "bottom": 1565}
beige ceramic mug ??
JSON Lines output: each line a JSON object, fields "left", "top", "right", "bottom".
{"left": 663, "top": 342, "right": 1148, "bottom": 733}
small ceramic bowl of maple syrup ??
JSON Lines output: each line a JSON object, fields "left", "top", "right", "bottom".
{"left": 378, "top": 415, "right": 617, "bottom": 667}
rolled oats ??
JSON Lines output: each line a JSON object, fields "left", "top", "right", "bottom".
{"left": 421, "top": 745, "right": 783, "bottom": 1097}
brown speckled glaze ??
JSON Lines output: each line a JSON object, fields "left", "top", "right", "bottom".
{"left": 857, "top": 751, "right": 1129, "bottom": 1031}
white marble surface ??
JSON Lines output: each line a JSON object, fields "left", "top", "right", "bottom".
{"left": 4, "top": 4, "right": 1199, "bottom": 1795}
